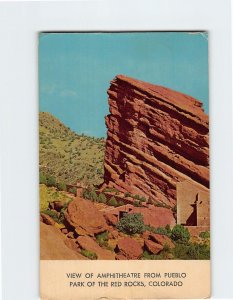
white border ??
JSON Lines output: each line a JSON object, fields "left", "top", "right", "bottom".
{"left": 0, "top": 1, "right": 232, "bottom": 299}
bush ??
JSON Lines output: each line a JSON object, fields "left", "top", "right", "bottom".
{"left": 89, "top": 190, "right": 98, "bottom": 201}
{"left": 68, "top": 187, "right": 76, "bottom": 196}
{"left": 133, "top": 200, "right": 140, "bottom": 207}
{"left": 172, "top": 242, "right": 210, "bottom": 260}
{"left": 155, "top": 226, "right": 171, "bottom": 237}
{"left": 171, "top": 225, "right": 190, "bottom": 244}
{"left": 41, "top": 209, "right": 59, "bottom": 223}
{"left": 46, "top": 175, "right": 56, "bottom": 187}
{"left": 199, "top": 231, "right": 210, "bottom": 239}
{"left": 40, "top": 173, "right": 47, "bottom": 185}
{"left": 56, "top": 182, "right": 67, "bottom": 191}
{"left": 140, "top": 196, "right": 146, "bottom": 202}
{"left": 96, "top": 231, "right": 109, "bottom": 247}
{"left": 81, "top": 249, "right": 97, "bottom": 260}
{"left": 108, "top": 197, "right": 118, "bottom": 207}
{"left": 124, "top": 192, "right": 131, "bottom": 197}
{"left": 98, "top": 193, "right": 107, "bottom": 203}
{"left": 117, "top": 213, "right": 145, "bottom": 235}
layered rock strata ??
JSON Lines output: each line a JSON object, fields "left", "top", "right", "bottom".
{"left": 103, "top": 75, "right": 209, "bottom": 207}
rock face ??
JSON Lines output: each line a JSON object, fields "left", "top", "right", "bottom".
{"left": 116, "top": 237, "right": 143, "bottom": 259}
{"left": 143, "top": 231, "right": 175, "bottom": 249}
{"left": 65, "top": 198, "right": 108, "bottom": 235}
{"left": 77, "top": 236, "right": 115, "bottom": 260}
{"left": 40, "top": 222, "right": 86, "bottom": 260}
{"left": 103, "top": 75, "right": 209, "bottom": 206}
{"left": 129, "top": 206, "right": 176, "bottom": 228}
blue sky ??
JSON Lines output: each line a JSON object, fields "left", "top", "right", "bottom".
{"left": 39, "top": 32, "right": 208, "bottom": 137}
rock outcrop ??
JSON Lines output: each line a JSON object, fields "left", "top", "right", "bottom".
{"left": 65, "top": 198, "right": 108, "bottom": 236}
{"left": 103, "top": 75, "right": 209, "bottom": 206}
{"left": 129, "top": 205, "right": 176, "bottom": 228}
{"left": 116, "top": 237, "right": 143, "bottom": 259}
{"left": 40, "top": 222, "right": 87, "bottom": 260}
{"left": 77, "top": 236, "right": 115, "bottom": 260}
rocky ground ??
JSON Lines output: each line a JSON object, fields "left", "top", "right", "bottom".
{"left": 40, "top": 196, "right": 210, "bottom": 260}
{"left": 41, "top": 197, "right": 175, "bottom": 260}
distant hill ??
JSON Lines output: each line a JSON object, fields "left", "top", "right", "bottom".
{"left": 39, "top": 112, "right": 105, "bottom": 186}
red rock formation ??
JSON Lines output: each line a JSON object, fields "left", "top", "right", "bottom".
{"left": 65, "top": 198, "right": 108, "bottom": 235}
{"left": 103, "top": 75, "right": 209, "bottom": 206}
{"left": 144, "top": 240, "right": 163, "bottom": 254}
{"left": 116, "top": 237, "right": 143, "bottom": 259}
{"left": 77, "top": 236, "right": 115, "bottom": 260}
{"left": 40, "top": 222, "right": 87, "bottom": 260}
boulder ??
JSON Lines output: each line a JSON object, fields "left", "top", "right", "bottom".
{"left": 108, "top": 230, "right": 120, "bottom": 239}
{"left": 61, "top": 228, "right": 69, "bottom": 234}
{"left": 77, "top": 236, "right": 115, "bottom": 260}
{"left": 40, "top": 222, "right": 87, "bottom": 260}
{"left": 104, "top": 213, "right": 118, "bottom": 226}
{"left": 116, "top": 254, "right": 127, "bottom": 260}
{"left": 40, "top": 213, "right": 55, "bottom": 226}
{"left": 145, "top": 240, "right": 163, "bottom": 254}
{"left": 65, "top": 198, "right": 108, "bottom": 235}
{"left": 67, "top": 232, "right": 75, "bottom": 239}
{"left": 143, "top": 231, "right": 175, "bottom": 249}
{"left": 116, "top": 237, "right": 143, "bottom": 259}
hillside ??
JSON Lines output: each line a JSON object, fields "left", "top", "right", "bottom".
{"left": 39, "top": 112, "right": 105, "bottom": 186}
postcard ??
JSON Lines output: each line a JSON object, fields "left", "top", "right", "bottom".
{"left": 39, "top": 32, "right": 210, "bottom": 299}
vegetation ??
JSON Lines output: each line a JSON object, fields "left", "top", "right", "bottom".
{"left": 171, "top": 224, "right": 190, "bottom": 244}
{"left": 96, "top": 231, "right": 109, "bottom": 247}
{"left": 41, "top": 209, "right": 60, "bottom": 223}
{"left": 40, "top": 184, "right": 71, "bottom": 211}
{"left": 39, "top": 112, "right": 105, "bottom": 186}
{"left": 108, "top": 197, "right": 118, "bottom": 207}
{"left": 172, "top": 242, "right": 210, "bottom": 260}
{"left": 98, "top": 193, "right": 107, "bottom": 204}
{"left": 117, "top": 213, "right": 145, "bottom": 235}
{"left": 199, "top": 231, "right": 210, "bottom": 239}
{"left": 82, "top": 188, "right": 98, "bottom": 202}
{"left": 80, "top": 249, "right": 97, "bottom": 260}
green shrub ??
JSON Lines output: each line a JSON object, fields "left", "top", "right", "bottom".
{"left": 171, "top": 225, "right": 190, "bottom": 244}
{"left": 172, "top": 242, "right": 210, "bottom": 260}
{"left": 124, "top": 192, "right": 131, "bottom": 197}
{"left": 96, "top": 231, "right": 109, "bottom": 247}
{"left": 89, "top": 190, "right": 98, "bottom": 201}
{"left": 41, "top": 209, "right": 59, "bottom": 223}
{"left": 68, "top": 187, "right": 76, "bottom": 196}
{"left": 98, "top": 193, "right": 107, "bottom": 203}
{"left": 155, "top": 226, "right": 171, "bottom": 236}
{"left": 56, "top": 182, "right": 67, "bottom": 191}
{"left": 40, "top": 173, "right": 47, "bottom": 185}
{"left": 117, "top": 213, "right": 145, "bottom": 235}
{"left": 46, "top": 175, "right": 56, "bottom": 187}
{"left": 108, "top": 197, "right": 118, "bottom": 207}
{"left": 80, "top": 249, "right": 97, "bottom": 260}
{"left": 133, "top": 200, "right": 140, "bottom": 207}
{"left": 140, "top": 196, "right": 146, "bottom": 202}
{"left": 199, "top": 231, "right": 210, "bottom": 239}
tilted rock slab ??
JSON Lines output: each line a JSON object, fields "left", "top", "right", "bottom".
{"left": 40, "top": 222, "right": 87, "bottom": 260}
{"left": 103, "top": 75, "right": 209, "bottom": 206}
{"left": 65, "top": 198, "right": 108, "bottom": 236}
{"left": 77, "top": 235, "right": 115, "bottom": 260}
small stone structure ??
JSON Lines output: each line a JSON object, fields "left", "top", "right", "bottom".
{"left": 176, "top": 180, "right": 210, "bottom": 235}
